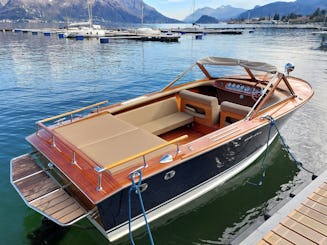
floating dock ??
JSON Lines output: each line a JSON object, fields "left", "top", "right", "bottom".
{"left": 236, "top": 168, "right": 327, "bottom": 244}
{"left": 8, "top": 28, "right": 180, "bottom": 42}
{"left": 168, "top": 27, "right": 244, "bottom": 35}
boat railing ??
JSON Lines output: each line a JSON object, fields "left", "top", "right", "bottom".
{"left": 37, "top": 100, "right": 108, "bottom": 125}
{"left": 35, "top": 100, "right": 109, "bottom": 167}
{"left": 94, "top": 134, "right": 188, "bottom": 191}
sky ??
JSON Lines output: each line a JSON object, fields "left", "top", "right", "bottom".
{"left": 143, "top": 0, "right": 296, "bottom": 20}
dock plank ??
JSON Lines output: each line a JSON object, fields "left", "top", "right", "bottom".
{"left": 302, "top": 199, "right": 327, "bottom": 216}
{"left": 281, "top": 217, "right": 327, "bottom": 244}
{"left": 315, "top": 187, "right": 327, "bottom": 198}
{"left": 262, "top": 231, "right": 293, "bottom": 245}
{"left": 257, "top": 240, "right": 271, "bottom": 245}
{"left": 273, "top": 223, "right": 316, "bottom": 245}
{"left": 289, "top": 210, "right": 327, "bottom": 235}
{"left": 296, "top": 204, "right": 327, "bottom": 225}
{"left": 320, "top": 182, "right": 327, "bottom": 191}
{"left": 238, "top": 169, "right": 327, "bottom": 245}
{"left": 309, "top": 192, "right": 327, "bottom": 206}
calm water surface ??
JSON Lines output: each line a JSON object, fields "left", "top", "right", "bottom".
{"left": 0, "top": 26, "right": 326, "bottom": 244}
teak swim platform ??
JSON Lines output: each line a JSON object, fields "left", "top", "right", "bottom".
{"left": 10, "top": 57, "right": 313, "bottom": 241}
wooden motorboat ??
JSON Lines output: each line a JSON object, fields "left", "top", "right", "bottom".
{"left": 10, "top": 57, "right": 313, "bottom": 242}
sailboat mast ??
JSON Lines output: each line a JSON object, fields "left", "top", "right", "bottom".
{"left": 88, "top": 1, "right": 93, "bottom": 28}
{"left": 141, "top": 2, "right": 144, "bottom": 26}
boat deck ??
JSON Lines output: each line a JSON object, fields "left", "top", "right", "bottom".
{"left": 239, "top": 169, "right": 327, "bottom": 245}
{"left": 11, "top": 154, "right": 90, "bottom": 226}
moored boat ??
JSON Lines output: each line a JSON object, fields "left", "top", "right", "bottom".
{"left": 64, "top": 2, "right": 106, "bottom": 38}
{"left": 10, "top": 57, "right": 313, "bottom": 242}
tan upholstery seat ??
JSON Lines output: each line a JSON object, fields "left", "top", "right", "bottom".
{"left": 117, "top": 97, "right": 193, "bottom": 135}
{"left": 54, "top": 113, "right": 171, "bottom": 173}
{"left": 179, "top": 90, "right": 219, "bottom": 127}
{"left": 219, "top": 101, "right": 251, "bottom": 127}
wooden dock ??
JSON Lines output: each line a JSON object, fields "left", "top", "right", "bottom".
{"left": 238, "top": 169, "right": 327, "bottom": 244}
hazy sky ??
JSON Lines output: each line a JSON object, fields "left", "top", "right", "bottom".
{"left": 143, "top": 0, "right": 296, "bottom": 20}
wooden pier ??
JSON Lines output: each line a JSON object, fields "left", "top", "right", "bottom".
{"left": 238, "top": 169, "right": 327, "bottom": 244}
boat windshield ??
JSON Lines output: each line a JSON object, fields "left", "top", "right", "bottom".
{"left": 162, "top": 57, "right": 277, "bottom": 90}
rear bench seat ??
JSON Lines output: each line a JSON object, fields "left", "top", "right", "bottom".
{"left": 116, "top": 97, "right": 193, "bottom": 135}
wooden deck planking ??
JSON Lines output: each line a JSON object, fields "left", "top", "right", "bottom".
{"left": 11, "top": 154, "right": 41, "bottom": 181}
{"left": 296, "top": 204, "right": 327, "bottom": 225}
{"left": 309, "top": 192, "right": 327, "bottom": 206}
{"left": 58, "top": 208, "right": 86, "bottom": 224}
{"left": 262, "top": 231, "right": 294, "bottom": 245}
{"left": 272, "top": 223, "right": 317, "bottom": 245}
{"left": 281, "top": 217, "right": 327, "bottom": 244}
{"left": 257, "top": 240, "right": 270, "bottom": 245}
{"left": 11, "top": 155, "right": 88, "bottom": 225}
{"left": 15, "top": 172, "right": 60, "bottom": 202}
{"left": 303, "top": 199, "right": 327, "bottom": 216}
{"left": 238, "top": 170, "right": 327, "bottom": 245}
{"left": 43, "top": 195, "right": 77, "bottom": 215}
{"left": 289, "top": 209, "right": 327, "bottom": 235}
{"left": 32, "top": 189, "right": 70, "bottom": 209}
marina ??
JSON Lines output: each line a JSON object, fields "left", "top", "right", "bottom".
{"left": 0, "top": 25, "right": 326, "bottom": 244}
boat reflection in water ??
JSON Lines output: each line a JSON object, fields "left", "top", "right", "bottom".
{"left": 10, "top": 57, "right": 313, "bottom": 242}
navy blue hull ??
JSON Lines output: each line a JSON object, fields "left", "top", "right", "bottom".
{"left": 97, "top": 116, "right": 289, "bottom": 231}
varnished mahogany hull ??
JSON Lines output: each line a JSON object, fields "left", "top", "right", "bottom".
{"left": 97, "top": 114, "right": 290, "bottom": 236}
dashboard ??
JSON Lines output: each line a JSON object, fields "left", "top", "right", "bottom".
{"left": 214, "top": 80, "right": 261, "bottom": 97}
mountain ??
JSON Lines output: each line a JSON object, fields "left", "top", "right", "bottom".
{"left": 0, "top": 0, "right": 180, "bottom": 23}
{"left": 195, "top": 15, "right": 219, "bottom": 24}
{"left": 184, "top": 5, "right": 246, "bottom": 23}
{"left": 238, "top": 0, "right": 327, "bottom": 19}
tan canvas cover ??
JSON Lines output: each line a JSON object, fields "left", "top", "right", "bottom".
{"left": 197, "top": 57, "right": 277, "bottom": 73}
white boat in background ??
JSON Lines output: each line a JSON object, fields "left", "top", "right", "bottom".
{"left": 64, "top": 2, "right": 106, "bottom": 38}
{"left": 132, "top": 3, "right": 181, "bottom": 41}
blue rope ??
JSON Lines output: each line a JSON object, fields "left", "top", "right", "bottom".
{"left": 248, "top": 115, "right": 316, "bottom": 186}
{"left": 247, "top": 116, "right": 273, "bottom": 186}
{"left": 265, "top": 116, "right": 316, "bottom": 177}
{"left": 128, "top": 170, "right": 154, "bottom": 245}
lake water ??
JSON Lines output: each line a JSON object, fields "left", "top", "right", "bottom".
{"left": 0, "top": 26, "right": 326, "bottom": 245}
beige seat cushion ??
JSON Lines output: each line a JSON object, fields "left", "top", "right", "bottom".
{"left": 54, "top": 113, "right": 136, "bottom": 148}
{"left": 220, "top": 101, "right": 251, "bottom": 116}
{"left": 141, "top": 112, "right": 193, "bottom": 136}
{"left": 54, "top": 113, "right": 172, "bottom": 173}
{"left": 80, "top": 128, "right": 167, "bottom": 172}
{"left": 116, "top": 97, "right": 179, "bottom": 126}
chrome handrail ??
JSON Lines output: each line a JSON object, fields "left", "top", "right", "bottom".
{"left": 94, "top": 134, "right": 188, "bottom": 191}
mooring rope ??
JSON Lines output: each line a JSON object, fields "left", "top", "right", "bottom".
{"left": 128, "top": 170, "right": 154, "bottom": 245}
{"left": 248, "top": 115, "right": 316, "bottom": 186}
